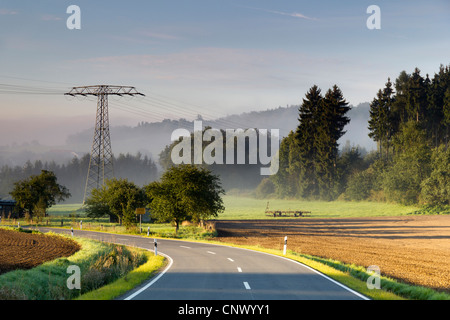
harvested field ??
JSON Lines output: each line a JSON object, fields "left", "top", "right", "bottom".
{"left": 215, "top": 215, "right": 450, "bottom": 293}
{"left": 0, "top": 229, "right": 80, "bottom": 275}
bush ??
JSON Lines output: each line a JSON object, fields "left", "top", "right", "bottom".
{"left": 409, "top": 205, "right": 450, "bottom": 215}
{"left": 420, "top": 145, "right": 450, "bottom": 206}
{"left": 255, "top": 178, "right": 276, "bottom": 198}
{"left": 343, "top": 159, "right": 386, "bottom": 201}
{"left": 344, "top": 169, "right": 375, "bottom": 201}
{"left": 382, "top": 121, "right": 431, "bottom": 205}
{"left": 80, "top": 244, "right": 146, "bottom": 295}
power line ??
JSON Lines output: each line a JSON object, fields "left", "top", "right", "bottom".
{"left": 0, "top": 84, "right": 66, "bottom": 95}
{"left": 0, "top": 76, "right": 270, "bottom": 129}
{"left": 0, "top": 74, "right": 75, "bottom": 86}
{"left": 120, "top": 93, "right": 265, "bottom": 129}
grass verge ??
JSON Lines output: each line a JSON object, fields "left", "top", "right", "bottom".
{"left": 0, "top": 230, "right": 165, "bottom": 300}
{"left": 75, "top": 251, "right": 165, "bottom": 300}
{"left": 289, "top": 251, "right": 450, "bottom": 300}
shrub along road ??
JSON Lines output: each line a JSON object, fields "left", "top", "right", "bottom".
{"left": 35, "top": 227, "right": 368, "bottom": 300}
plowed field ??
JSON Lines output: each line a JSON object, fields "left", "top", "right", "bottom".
{"left": 0, "top": 229, "right": 80, "bottom": 275}
{"left": 215, "top": 215, "right": 450, "bottom": 293}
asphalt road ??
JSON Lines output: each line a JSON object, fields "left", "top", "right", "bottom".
{"left": 36, "top": 227, "right": 369, "bottom": 301}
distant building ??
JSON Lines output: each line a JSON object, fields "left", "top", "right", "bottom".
{"left": 0, "top": 200, "right": 20, "bottom": 219}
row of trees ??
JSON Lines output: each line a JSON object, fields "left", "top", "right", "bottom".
{"left": 158, "top": 127, "right": 278, "bottom": 190}
{"left": 85, "top": 165, "right": 225, "bottom": 232}
{"left": 156, "top": 84, "right": 353, "bottom": 202}
{"left": 352, "top": 65, "right": 450, "bottom": 205}
{"left": 8, "top": 164, "right": 225, "bottom": 233}
{"left": 368, "top": 64, "right": 450, "bottom": 158}
{"left": 343, "top": 121, "right": 450, "bottom": 206}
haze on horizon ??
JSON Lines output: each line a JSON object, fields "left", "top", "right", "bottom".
{"left": 0, "top": 1, "right": 449, "bottom": 149}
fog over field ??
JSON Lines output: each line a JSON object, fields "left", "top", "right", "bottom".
{"left": 0, "top": 102, "right": 374, "bottom": 167}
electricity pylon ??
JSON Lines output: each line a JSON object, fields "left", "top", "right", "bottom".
{"left": 65, "top": 85, "right": 145, "bottom": 204}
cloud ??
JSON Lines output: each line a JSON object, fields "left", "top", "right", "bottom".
{"left": 0, "top": 8, "right": 18, "bottom": 15}
{"left": 62, "top": 47, "right": 388, "bottom": 108}
{"left": 265, "top": 9, "right": 317, "bottom": 21}
{"left": 67, "top": 47, "right": 309, "bottom": 86}
{"left": 139, "top": 31, "right": 180, "bottom": 40}
{"left": 41, "top": 14, "right": 62, "bottom": 21}
{"left": 242, "top": 6, "right": 317, "bottom": 21}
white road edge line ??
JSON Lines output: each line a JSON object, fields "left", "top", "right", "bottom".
{"left": 243, "top": 282, "right": 251, "bottom": 290}
{"left": 43, "top": 229, "right": 369, "bottom": 301}
{"left": 154, "top": 238, "right": 370, "bottom": 300}
{"left": 242, "top": 248, "right": 370, "bottom": 300}
{"left": 123, "top": 251, "right": 173, "bottom": 301}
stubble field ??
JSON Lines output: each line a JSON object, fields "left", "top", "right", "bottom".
{"left": 215, "top": 215, "right": 450, "bottom": 293}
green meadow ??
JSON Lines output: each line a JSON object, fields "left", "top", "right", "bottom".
{"left": 46, "top": 195, "right": 421, "bottom": 221}
{"left": 219, "top": 196, "right": 420, "bottom": 219}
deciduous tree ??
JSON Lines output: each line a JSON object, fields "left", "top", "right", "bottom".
{"left": 145, "top": 165, "right": 224, "bottom": 233}
{"left": 10, "top": 170, "right": 70, "bottom": 219}
{"left": 85, "top": 178, "right": 147, "bottom": 228}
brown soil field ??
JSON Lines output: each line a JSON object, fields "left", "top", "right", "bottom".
{"left": 0, "top": 229, "right": 80, "bottom": 275}
{"left": 215, "top": 215, "right": 450, "bottom": 293}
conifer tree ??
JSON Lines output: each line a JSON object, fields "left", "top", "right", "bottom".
{"left": 294, "top": 85, "right": 323, "bottom": 198}
{"left": 368, "top": 90, "right": 384, "bottom": 155}
{"left": 292, "top": 85, "right": 350, "bottom": 200}
{"left": 317, "top": 85, "right": 350, "bottom": 198}
{"left": 368, "top": 79, "right": 395, "bottom": 159}
{"left": 407, "top": 68, "right": 427, "bottom": 122}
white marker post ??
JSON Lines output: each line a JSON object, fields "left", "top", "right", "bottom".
{"left": 71, "top": 227, "right": 74, "bottom": 237}
{"left": 154, "top": 239, "right": 158, "bottom": 256}
{"left": 283, "top": 236, "right": 288, "bottom": 255}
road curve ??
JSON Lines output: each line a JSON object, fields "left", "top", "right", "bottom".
{"left": 35, "top": 227, "right": 368, "bottom": 300}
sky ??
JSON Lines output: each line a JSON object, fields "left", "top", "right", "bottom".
{"left": 0, "top": 0, "right": 449, "bottom": 145}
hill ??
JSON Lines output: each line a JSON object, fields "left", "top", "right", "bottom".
{"left": 67, "top": 102, "right": 374, "bottom": 160}
{"left": 0, "top": 103, "right": 375, "bottom": 167}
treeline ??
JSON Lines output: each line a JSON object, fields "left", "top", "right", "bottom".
{"left": 353, "top": 64, "right": 450, "bottom": 205}
{"left": 0, "top": 152, "right": 158, "bottom": 203}
{"left": 264, "top": 64, "right": 450, "bottom": 206}
{"left": 368, "top": 64, "right": 450, "bottom": 155}
{"left": 158, "top": 127, "right": 276, "bottom": 190}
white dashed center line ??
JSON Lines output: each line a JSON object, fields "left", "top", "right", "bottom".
{"left": 243, "top": 282, "right": 251, "bottom": 290}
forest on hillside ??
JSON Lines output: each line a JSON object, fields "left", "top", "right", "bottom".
{"left": 266, "top": 64, "right": 450, "bottom": 206}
